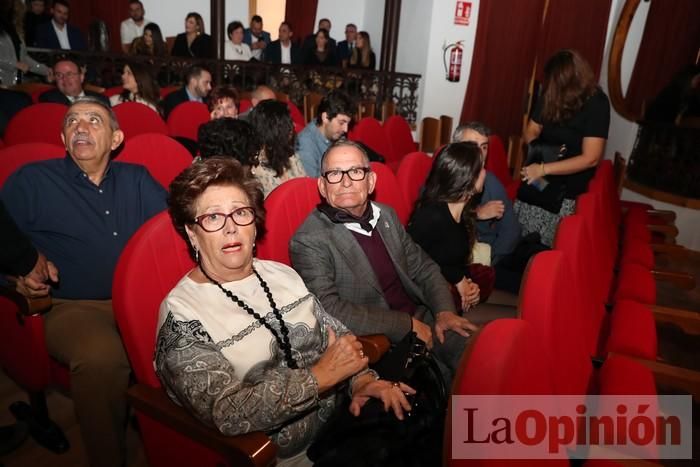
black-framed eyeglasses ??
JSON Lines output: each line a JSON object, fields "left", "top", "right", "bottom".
{"left": 321, "top": 167, "right": 371, "bottom": 184}
{"left": 194, "top": 207, "right": 256, "bottom": 232}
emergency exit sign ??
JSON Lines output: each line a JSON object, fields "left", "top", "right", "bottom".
{"left": 455, "top": 1, "right": 472, "bottom": 26}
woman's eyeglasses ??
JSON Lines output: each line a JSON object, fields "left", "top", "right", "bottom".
{"left": 194, "top": 207, "right": 255, "bottom": 232}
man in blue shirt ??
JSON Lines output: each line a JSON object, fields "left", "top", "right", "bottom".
{"left": 296, "top": 91, "right": 355, "bottom": 177}
{"left": 1, "top": 97, "right": 167, "bottom": 467}
{"left": 453, "top": 122, "right": 521, "bottom": 265}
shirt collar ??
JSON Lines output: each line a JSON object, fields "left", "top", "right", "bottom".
{"left": 63, "top": 154, "right": 113, "bottom": 186}
{"left": 343, "top": 202, "right": 381, "bottom": 237}
{"left": 185, "top": 87, "right": 202, "bottom": 102}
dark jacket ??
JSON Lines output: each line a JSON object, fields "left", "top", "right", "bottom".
{"left": 335, "top": 40, "right": 354, "bottom": 63}
{"left": 265, "top": 40, "right": 301, "bottom": 65}
{"left": 34, "top": 20, "right": 86, "bottom": 50}
{"left": 170, "top": 33, "right": 212, "bottom": 58}
{"left": 161, "top": 87, "right": 191, "bottom": 119}
{"left": 38, "top": 88, "right": 110, "bottom": 107}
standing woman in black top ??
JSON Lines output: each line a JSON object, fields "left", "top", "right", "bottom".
{"left": 407, "top": 142, "right": 485, "bottom": 313}
{"left": 171, "top": 12, "right": 212, "bottom": 58}
{"left": 516, "top": 49, "right": 610, "bottom": 247}
{"left": 348, "top": 31, "right": 375, "bottom": 70}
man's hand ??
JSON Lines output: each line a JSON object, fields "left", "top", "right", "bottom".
{"left": 476, "top": 200, "right": 505, "bottom": 220}
{"left": 411, "top": 317, "right": 433, "bottom": 349}
{"left": 455, "top": 277, "right": 480, "bottom": 312}
{"left": 13, "top": 253, "right": 59, "bottom": 298}
{"left": 434, "top": 312, "right": 478, "bottom": 344}
{"left": 252, "top": 41, "right": 267, "bottom": 50}
{"left": 16, "top": 61, "right": 30, "bottom": 73}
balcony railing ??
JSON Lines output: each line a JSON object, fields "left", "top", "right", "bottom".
{"left": 627, "top": 121, "right": 700, "bottom": 200}
{"left": 27, "top": 48, "right": 421, "bottom": 125}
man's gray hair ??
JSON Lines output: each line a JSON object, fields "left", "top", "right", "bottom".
{"left": 453, "top": 121, "right": 491, "bottom": 142}
{"left": 65, "top": 96, "right": 120, "bottom": 131}
{"left": 320, "top": 139, "right": 370, "bottom": 174}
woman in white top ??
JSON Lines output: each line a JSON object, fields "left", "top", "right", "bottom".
{"left": 225, "top": 21, "right": 252, "bottom": 61}
{"left": 109, "top": 62, "right": 161, "bottom": 114}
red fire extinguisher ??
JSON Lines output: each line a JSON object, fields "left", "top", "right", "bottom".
{"left": 443, "top": 41, "right": 464, "bottom": 82}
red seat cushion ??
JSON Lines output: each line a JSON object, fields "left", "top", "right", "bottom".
{"left": 605, "top": 300, "right": 657, "bottom": 360}
{"left": 614, "top": 263, "right": 656, "bottom": 305}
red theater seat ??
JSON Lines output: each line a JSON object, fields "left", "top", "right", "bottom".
{"left": 4, "top": 103, "right": 67, "bottom": 147}
{"left": 115, "top": 133, "right": 192, "bottom": 189}
{"left": 370, "top": 161, "right": 410, "bottom": 225}
{"left": 396, "top": 151, "right": 433, "bottom": 210}
{"left": 113, "top": 102, "right": 168, "bottom": 140}
{"left": 167, "top": 101, "right": 210, "bottom": 141}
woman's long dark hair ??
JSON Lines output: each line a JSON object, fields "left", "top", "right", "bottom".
{"left": 145, "top": 23, "right": 167, "bottom": 56}
{"left": 119, "top": 62, "right": 160, "bottom": 109}
{"left": 248, "top": 100, "right": 295, "bottom": 177}
{"left": 540, "top": 49, "right": 598, "bottom": 123}
{"left": 412, "top": 141, "right": 484, "bottom": 253}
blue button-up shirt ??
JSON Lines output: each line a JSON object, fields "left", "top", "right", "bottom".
{"left": 296, "top": 121, "right": 330, "bottom": 177}
{"left": 1, "top": 155, "right": 167, "bottom": 299}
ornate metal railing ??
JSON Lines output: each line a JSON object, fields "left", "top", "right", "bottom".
{"left": 627, "top": 121, "right": 700, "bottom": 199}
{"left": 26, "top": 48, "right": 421, "bottom": 125}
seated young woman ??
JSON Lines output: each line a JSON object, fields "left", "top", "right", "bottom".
{"left": 109, "top": 62, "right": 160, "bottom": 113}
{"left": 155, "top": 157, "right": 415, "bottom": 464}
{"left": 407, "top": 142, "right": 489, "bottom": 313}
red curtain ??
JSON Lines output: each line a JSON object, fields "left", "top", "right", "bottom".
{"left": 460, "top": 0, "right": 546, "bottom": 141}
{"left": 284, "top": 0, "right": 318, "bottom": 45}
{"left": 626, "top": 0, "right": 700, "bottom": 117}
{"left": 536, "top": 0, "right": 612, "bottom": 81}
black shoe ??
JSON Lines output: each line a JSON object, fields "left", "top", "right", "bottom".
{"left": 0, "top": 421, "right": 29, "bottom": 455}
{"left": 9, "top": 401, "right": 70, "bottom": 454}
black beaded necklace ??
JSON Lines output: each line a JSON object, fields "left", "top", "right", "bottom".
{"left": 199, "top": 264, "right": 298, "bottom": 369}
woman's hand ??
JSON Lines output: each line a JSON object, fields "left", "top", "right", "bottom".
{"left": 520, "top": 163, "right": 546, "bottom": 185}
{"left": 311, "top": 328, "right": 368, "bottom": 393}
{"left": 349, "top": 379, "right": 416, "bottom": 420}
{"left": 455, "top": 277, "right": 480, "bottom": 312}
{"left": 16, "top": 61, "right": 29, "bottom": 72}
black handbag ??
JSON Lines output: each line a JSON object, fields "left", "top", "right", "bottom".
{"left": 308, "top": 332, "right": 447, "bottom": 467}
{"left": 517, "top": 141, "right": 568, "bottom": 213}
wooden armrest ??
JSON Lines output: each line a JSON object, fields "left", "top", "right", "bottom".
{"left": 126, "top": 384, "right": 277, "bottom": 467}
{"left": 651, "top": 305, "right": 700, "bottom": 335}
{"left": 646, "top": 209, "right": 676, "bottom": 223}
{"left": 647, "top": 224, "right": 678, "bottom": 243}
{"left": 0, "top": 284, "right": 52, "bottom": 316}
{"left": 609, "top": 352, "right": 700, "bottom": 402}
{"left": 651, "top": 243, "right": 688, "bottom": 257}
{"left": 651, "top": 269, "right": 696, "bottom": 290}
{"left": 357, "top": 334, "right": 391, "bottom": 364}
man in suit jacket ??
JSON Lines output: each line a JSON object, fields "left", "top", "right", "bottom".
{"left": 243, "top": 15, "right": 271, "bottom": 61}
{"left": 161, "top": 65, "right": 213, "bottom": 118}
{"left": 290, "top": 140, "right": 478, "bottom": 382}
{"left": 265, "top": 21, "right": 300, "bottom": 65}
{"left": 33, "top": 0, "right": 86, "bottom": 50}
{"left": 335, "top": 23, "right": 357, "bottom": 66}
{"left": 38, "top": 59, "right": 110, "bottom": 106}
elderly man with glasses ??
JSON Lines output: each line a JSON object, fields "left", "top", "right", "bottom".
{"left": 290, "top": 140, "right": 478, "bottom": 386}
{"left": 39, "top": 59, "right": 110, "bottom": 106}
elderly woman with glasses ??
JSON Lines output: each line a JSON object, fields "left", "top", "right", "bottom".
{"left": 155, "top": 157, "right": 414, "bottom": 465}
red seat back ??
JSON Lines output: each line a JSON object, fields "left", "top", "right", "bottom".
{"left": 370, "top": 161, "right": 410, "bottom": 225}
{"left": 287, "top": 101, "right": 305, "bottom": 133}
{"left": 112, "top": 210, "right": 189, "bottom": 388}
{"left": 115, "top": 133, "right": 192, "bottom": 189}
{"left": 519, "top": 250, "right": 594, "bottom": 396}
{"left": 256, "top": 177, "right": 321, "bottom": 265}
{"left": 383, "top": 115, "right": 416, "bottom": 166}
{"left": 352, "top": 118, "right": 392, "bottom": 163}
{"left": 0, "top": 142, "right": 65, "bottom": 185}
{"left": 239, "top": 99, "right": 253, "bottom": 114}
{"left": 166, "top": 101, "right": 210, "bottom": 141}
{"left": 396, "top": 151, "right": 433, "bottom": 211}
{"left": 4, "top": 103, "right": 67, "bottom": 147}
{"left": 159, "top": 86, "right": 179, "bottom": 99}
{"left": 104, "top": 86, "right": 124, "bottom": 97}
{"left": 113, "top": 102, "right": 168, "bottom": 141}
{"left": 486, "top": 135, "right": 512, "bottom": 189}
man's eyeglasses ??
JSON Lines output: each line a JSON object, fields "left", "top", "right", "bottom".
{"left": 194, "top": 207, "right": 256, "bottom": 232}
{"left": 55, "top": 71, "right": 79, "bottom": 79}
{"left": 321, "top": 167, "right": 371, "bottom": 184}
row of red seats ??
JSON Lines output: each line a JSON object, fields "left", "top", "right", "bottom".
{"left": 3, "top": 98, "right": 307, "bottom": 148}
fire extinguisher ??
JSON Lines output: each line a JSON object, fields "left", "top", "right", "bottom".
{"left": 443, "top": 41, "right": 464, "bottom": 82}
